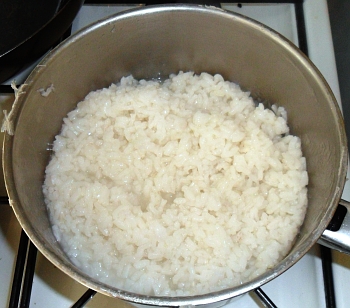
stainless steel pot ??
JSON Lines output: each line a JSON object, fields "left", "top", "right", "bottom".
{"left": 2, "top": 4, "right": 349, "bottom": 307}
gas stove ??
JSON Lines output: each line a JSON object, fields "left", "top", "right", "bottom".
{"left": 1, "top": 1, "right": 350, "bottom": 307}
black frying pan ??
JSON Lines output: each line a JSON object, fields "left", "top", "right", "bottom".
{"left": 0, "top": 0, "right": 84, "bottom": 83}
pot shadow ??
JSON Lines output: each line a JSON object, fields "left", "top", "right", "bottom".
{"left": 249, "top": 291, "right": 269, "bottom": 308}
{"left": 312, "top": 240, "right": 350, "bottom": 271}
{"left": 0, "top": 93, "right": 15, "bottom": 196}
{"left": 0, "top": 205, "right": 22, "bottom": 306}
{"left": 0, "top": 197, "right": 133, "bottom": 307}
{"left": 0, "top": 204, "right": 22, "bottom": 252}
{"left": 34, "top": 252, "right": 135, "bottom": 307}
{"left": 0, "top": 93, "right": 20, "bottom": 253}
{"left": 332, "top": 250, "right": 350, "bottom": 269}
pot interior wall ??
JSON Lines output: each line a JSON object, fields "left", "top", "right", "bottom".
{"left": 5, "top": 5, "right": 347, "bottom": 303}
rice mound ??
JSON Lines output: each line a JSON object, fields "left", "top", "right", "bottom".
{"left": 43, "top": 71, "right": 308, "bottom": 296}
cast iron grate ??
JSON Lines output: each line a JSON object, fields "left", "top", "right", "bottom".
{"left": 0, "top": 1, "right": 336, "bottom": 308}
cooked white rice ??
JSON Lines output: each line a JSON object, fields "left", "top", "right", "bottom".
{"left": 43, "top": 71, "right": 308, "bottom": 296}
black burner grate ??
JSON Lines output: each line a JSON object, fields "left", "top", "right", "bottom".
{"left": 1, "top": 1, "right": 337, "bottom": 308}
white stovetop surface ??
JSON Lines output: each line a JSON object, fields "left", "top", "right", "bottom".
{"left": 1, "top": 1, "right": 350, "bottom": 307}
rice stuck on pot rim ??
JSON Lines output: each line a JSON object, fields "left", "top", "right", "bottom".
{"left": 43, "top": 71, "right": 308, "bottom": 296}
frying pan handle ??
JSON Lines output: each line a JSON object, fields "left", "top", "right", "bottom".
{"left": 319, "top": 199, "right": 350, "bottom": 255}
